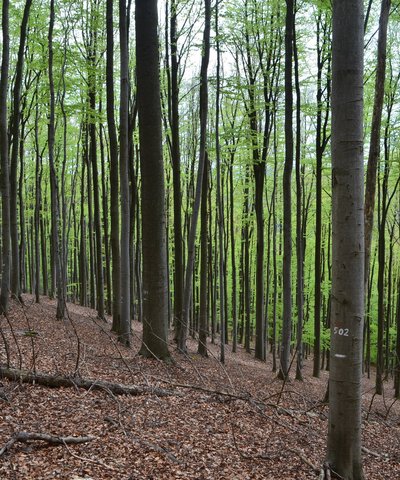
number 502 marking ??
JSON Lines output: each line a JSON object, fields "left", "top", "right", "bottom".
{"left": 334, "top": 327, "right": 349, "bottom": 336}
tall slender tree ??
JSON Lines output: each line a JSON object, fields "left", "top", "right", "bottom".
{"left": 120, "top": 0, "right": 131, "bottom": 346}
{"left": 9, "top": 0, "right": 33, "bottom": 300}
{"left": 364, "top": 0, "right": 391, "bottom": 290}
{"left": 0, "top": 0, "right": 10, "bottom": 314}
{"left": 326, "top": 0, "right": 364, "bottom": 477}
{"left": 48, "top": 0, "right": 65, "bottom": 319}
{"left": 136, "top": 0, "right": 170, "bottom": 359}
{"left": 170, "top": 0, "right": 184, "bottom": 344}
{"left": 279, "top": 0, "right": 294, "bottom": 380}
{"left": 106, "top": 0, "right": 121, "bottom": 332}
{"left": 178, "top": 0, "right": 211, "bottom": 353}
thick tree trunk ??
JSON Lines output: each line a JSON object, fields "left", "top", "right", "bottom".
{"left": 327, "top": 1, "right": 364, "bottom": 477}
{"left": 136, "top": 0, "right": 170, "bottom": 359}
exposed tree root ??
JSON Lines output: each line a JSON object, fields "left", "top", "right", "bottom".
{"left": 0, "top": 365, "right": 177, "bottom": 397}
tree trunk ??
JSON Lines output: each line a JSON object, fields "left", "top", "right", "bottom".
{"left": 326, "top": 1, "right": 364, "bottom": 477}
{"left": 106, "top": 0, "right": 121, "bottom": 333}
{"left": 279, "top": 0, "right": 294, "bottom": 380}
{"left": 293, "top": 17, "right": 303, "bottom": 381}
{"left": 215, "top": 0, "right": 225, "bottom": 364}
{"left": 48, "top": 0, "right": 65, "bottom": 319}
{"left": 198, "top": 155, "right": 208, "bottom": 357}
{"left": 136, "top": 0, "right": 170, "bottom": 359}
{"left": 170, "top": 0, "right": 184, "bottom": 345}
{"left": 0, "top": 0, "right": 10, "bottom": 314}
{"left": 313, "top": 10, "right": 331, "bottom": 378}
{"left": 178, "top": 0, "right": 211, "bottom": 353}
{"left": 364, "top": 0, "right": 391, "bottom": 291}
{"left": 9, "top": 0, "right": 33, "bottom": 300}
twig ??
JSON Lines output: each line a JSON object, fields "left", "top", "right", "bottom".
{"left": 128, "top": 434, "right": 181, "bottom": 464}
{"left": 230, "top": 422, "right": 252, "bottom": 460}
{"left": 366, "top": 392, "right": 377, "bottom": 421}
{"left": 62, "top": 439, "right": 119, "bottom": 471}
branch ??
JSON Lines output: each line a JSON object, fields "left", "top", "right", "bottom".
{"left": 0, "top": 365, "right": 178, "bottom": 397}
{"left": 0, "top": 432, "right": 95, "bottom": 457}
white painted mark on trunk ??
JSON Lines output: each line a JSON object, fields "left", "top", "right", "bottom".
{"left": 334, "top": 354, "right": 346, "bottom": 358}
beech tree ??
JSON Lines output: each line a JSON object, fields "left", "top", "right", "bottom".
{"left": 136, "top": 0, "right": 170, "bottom": 359}
{"left": 325, "top": 0, "right": 364, "bottom": 477}
{"left": 279, "top": 0, "right": 294, "bottom": 380}
{"left": 0, "top": 0, "right": 10, "bottom": 314}
{"left": 48, "top": 0, "right": 65, "bottom": 320}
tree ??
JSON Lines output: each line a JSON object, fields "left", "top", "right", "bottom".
{"left": 178, "top": 0, "right": 211, "bottom": 353}
{"left": 325, "top": 0, "right": 364, "bottom": 478}
{"left": 313, "top": 6, "right": 331, "bottom": 379}
{"left": 0, "top": 0, "right": 10, "bottom": 314}
{"left": 364, "top": 0, "right": 391, "bottom": 292}
{"left": 9, "top": 0, "right": 33, "bottom": 301}
{"left": 169, "top": 0, "right": 184, "bottom": 345}
{"left": 279, "top": 0, "right": 294, "bottom": 380}
{"left": 48, "top": 0, "right": 65, "bottom": 319}
{"left": 119, "top": 0, "right": 131, "bottom": 346}
{"left": 136, "top": 0, "right": 170, "bottom": 360}
{"left": 106, "top": 0, "right": 121, "bottom": 333}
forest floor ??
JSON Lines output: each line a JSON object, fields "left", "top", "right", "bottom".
{"left": 0, "top": 296, "right": 399, "bottom": 479}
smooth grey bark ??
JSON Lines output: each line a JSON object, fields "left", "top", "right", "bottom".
{"left": 215, "top": 0, "right": 225, "bottom": 364}
{"left": 326, "top": 1, "right": 364, "bottom": 478}
{"left": 9, "top": 0, "right": 33, "bottom": 300}
{"left": 198, "top": 155, "right": 208, "bottom": 357}
{"left": 0, "top": 0, "right": 10, "bottom": 314}
{"left": 48, "top": 0, "right": 65, "bottom": 319}
{"left": 364, "top": 0, "right": 391, "bottom": 290}
{"left": 87, "top": 15, "right": 105, "bottom": 321}
{"left": 293, "top": 17, "right": 304, "bottom": 381}
{"left": 136, "top": 0, "right": 170, "bottom": 359}
{"left": 279, "top": 0, "right": 294, "bottom": 380}
{"left": 313, "top": 10, "right": 331, "bottom": 378}
{"left": 170, "top": 0, "right": 184, "bottom": 345}
{"left": 178, "top": 0, "right": 211, "bottom": 353}
{"left": 34, "top": 88, "right": 42, "bottom": 304}
{"left": 106, "top": 0, "right": 121, "bottom": 332}
{"left": 119, "top": 0, "right": 131, "bottom": 346}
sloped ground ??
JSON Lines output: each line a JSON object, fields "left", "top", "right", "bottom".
{"left": 0, "top": 296, "right": 399, "bottom": 479}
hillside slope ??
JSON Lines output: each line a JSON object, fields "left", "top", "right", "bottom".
{"left": 0, "top": 296, "right": 398, "bottom": 479}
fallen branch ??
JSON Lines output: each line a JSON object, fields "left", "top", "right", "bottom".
{"left": 0, "top": 432, "right": 95, "bottom": 457}
{"left": 129, "top": 434, "right": 181, "bottom": 464}
{"left": 288, "top": 448, "right": 320, "bottom": 474}
{"left": 0, "top": 365, "right": 178, "bottom": 397}
{"left": 361, "top": 446, "right": 386, "bottom": 458}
